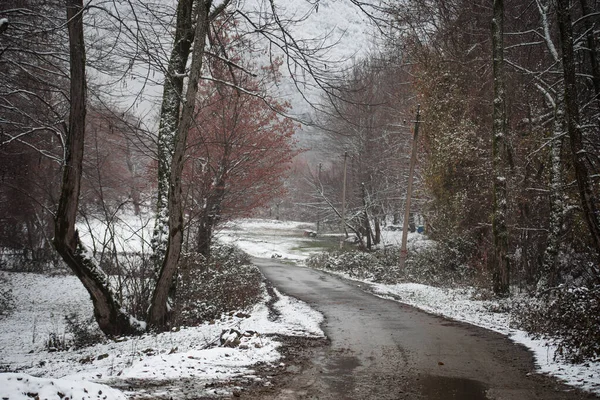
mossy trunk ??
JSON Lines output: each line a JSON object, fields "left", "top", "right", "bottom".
{"left": 148, "top": 0, "right": 212, "bottom": 329}
{"left": 152, "top": 0, "right": 195, "bottom": 271}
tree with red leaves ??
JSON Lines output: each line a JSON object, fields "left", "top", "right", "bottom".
{"left": 185, "top": 51, "right": 298, "bottom": 256}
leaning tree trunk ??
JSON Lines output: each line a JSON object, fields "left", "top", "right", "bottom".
{"left": 491, "top": 0, "right": 510, "bottom": 295}
{"left": 151, "top": 0, "right": 195, "bottom": 271}
{"left": 148, "top": 0, "right": 212, "bottom": 329}
{"left": 556, "top": 0, "right": 600, "bottom": 256}
{"left": 53, "top": 0, "right": 141, "bottom": 336}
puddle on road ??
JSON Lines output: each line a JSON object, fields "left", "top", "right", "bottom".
{"left": 419, "top": 375, "right": 488, "bottom": 400}
{"left": 314, "top": 353, "right": 361, "bottom": 397}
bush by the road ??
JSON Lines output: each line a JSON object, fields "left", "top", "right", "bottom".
{"left": 307, "top": 249, "right": 402, "bottom": 283}
{"left": 307, "top": 239, "right": 479, "bottom": 286}
{"left": 405, "top": 237, "right": 480, "bottom": 286}
{"left": 512, "top": 285, "right": 600, "bottom": 363}
{"left": 174, "top": 244, "right": 263, "bottom": 325}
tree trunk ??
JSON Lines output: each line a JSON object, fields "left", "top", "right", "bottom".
{"left": 197, "top": 173, "right": 227, "bottom": 257}
{"left": 578, "top": 0, "right": 600, "bottom": 106}
{"left": 491, "top": 0, "right": 510, "bottom": 295}
{"left": 374, "top": 217, "right": 381, "bottom": 246}
{"left": 538, "top": 100, "right": 565, "bottom": 290}
{"left": 151, "top": 0, "right": 195, "bottom": 270}
{"left": 361, "top": 183, "right": 373, "bottom": 250}
{"left": 148, "top": 0, "right": 212, "bottom": 329}
{"left": 53, "top": 0, "right": 141, "bottom": 336}
{"left": 556, "top": 0, "right": 600, "bottom": 256}
{"left": 196, "top": 217, "right": 213, "bottom": 257}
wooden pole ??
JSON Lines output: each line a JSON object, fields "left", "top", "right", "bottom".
{"left": 317, "top": 163, "right": 322, "bottom": 234}
{"left": 340, "top": 151, "right": 348, "bottom": 249}
{"left": 399, "top": 105, "right": 421, "bottom": 269}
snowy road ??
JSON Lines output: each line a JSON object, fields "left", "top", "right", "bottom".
{"left": 253, "top": 258, "right": 597, "bottom": 400}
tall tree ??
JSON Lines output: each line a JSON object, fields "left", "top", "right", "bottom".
{"left": 556, "top": 0, "right": 600, "bottom": 258}
{"left": 53, "top": 0, "right": 142, "bottom": 336}
{"left": 187, "top": 52, "right": 298, "bottom": 256}
{"left": 148, "top": 0, "right": 216, "bottom": 327}
{"left": 0, "top": 0, "right": 67, "bottom": 268}
{"left": 491, "top": 0, "right": 510, "bottom": 294}
{"left": 151, "top": 0, "right": 195, "bottom": 271}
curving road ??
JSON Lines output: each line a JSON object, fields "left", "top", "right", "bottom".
{"left": 252, "top": 258, "right": 597, "bottom": 400}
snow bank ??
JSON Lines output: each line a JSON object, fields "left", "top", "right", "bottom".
{"left": 0, "top": 269, "right": 324, "bottom": 398}
{"left": 0, "top": 373, "right": 126, "bottom": 400}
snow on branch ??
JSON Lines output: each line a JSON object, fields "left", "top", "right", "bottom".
{"left": 0, "top": 18, "right": 8, "bottom": 34}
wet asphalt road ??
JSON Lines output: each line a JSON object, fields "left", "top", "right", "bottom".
{"left": 253, "top": 258, "right": 597, "bottom": 400}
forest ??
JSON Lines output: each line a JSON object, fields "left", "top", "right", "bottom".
{"left": 1, "top": 0, "right": 599, "bottom": 367}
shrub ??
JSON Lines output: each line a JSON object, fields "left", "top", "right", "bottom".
{"left": 512, "top": 285, "right": 600, "bottom": 363}
{"left": 307, "top": 234, "right": 483, "bottom": 287}
{"left": 405, "top": 236, "right": 480, "bottom": 286}
{"left": 307, "top": 250, "right": 379, "bottom": 279}
{"left": 0, "top": 274, "right": 13, "bottom": 319}
{"left": 173, "top": 244, "right": 262, "bottom": 326}
{"left": 45, "top": 332, "right": 69, "bottom": 352}
{"left": 64, "top": 312, "right": 105, "bottom": 349}
{"left": 43, "top": 313, "right": 105, "bottom": 351}
{"left": 111, "top": 252, "right": 154, "bottom": 321}
{"left": 307, "top": 249, "right": 403, "bottom": 283}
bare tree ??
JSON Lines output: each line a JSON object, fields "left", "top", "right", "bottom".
{"left": 0, "top": 0, "right": 68, "bottom": 268}
{"left": 53, "top": 0, "right": 143, "bottom": 336}
{"left": 556, "top": 0, "right": 600, "bottom": 259}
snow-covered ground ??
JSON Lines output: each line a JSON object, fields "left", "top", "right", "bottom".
{"left": 2, "top": 218, "right": 600, "bottom": 398}
{"left": 217, "top": 219, "right": 325, "bottom": 261}
{"left": 216, "top": 218, "right": 431, "bottom": 260}
{"left": 76, "top": 211, "right": 154, "bottom": 255}
{"left": 0, "top": 265, "right": 323, "bottom": 399}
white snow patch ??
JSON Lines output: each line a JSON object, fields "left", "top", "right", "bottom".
{"left": 76, "top": 211, "right": 154, "bottom": 255}
{"left": 217, "top": 218, "right": 322, "bottom": 261}
{"left": 0, "top": 269, "right": 324, "bottom": 398}
{"left": 0, "top": 373, "right": 126, "bottom": 400}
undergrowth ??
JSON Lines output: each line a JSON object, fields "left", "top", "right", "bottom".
{"left": 0, "top": 273, "right": 13, "bottom": 319}
{"left": 44, "top": 313, "right": 105, "bottom": 352}
{"left": 512, "top": 285, "right": 600, "bottom": 363}
{"left": 174, "top": 244, "right": 263, "bottom": 326}
{"left": 306, "top": 237, "right": 480, "bottom": 286}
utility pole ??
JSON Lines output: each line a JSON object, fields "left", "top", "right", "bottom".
{"left": 399, "top": 105, "right": 421, "bottom": 269}
{"left": 317, "top": 163, "right": 322, "bottom": 234}
{"left": 340, "top": 151, "right": 348, "bottom": 249}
